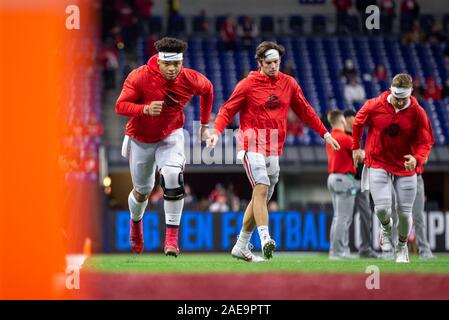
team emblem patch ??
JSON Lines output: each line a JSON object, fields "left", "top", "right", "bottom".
{"left": 265, "top": 95, "right": 280, "bottom": 110}
{"left": 164, "top": 92, "right": 180, "bottom": 107}
{"left": 385, "top": 123, "right": 400, "bottom": 137}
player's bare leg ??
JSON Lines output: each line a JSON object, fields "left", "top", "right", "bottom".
{"left": 128, "top": 189, "right": 149, "bottom": 254}
{"left": 232, "top": 201, "right": 265, "bottom": 262}
{"left": 252, "top": 184, "right": 276, "bottom": 259}
{"left": 242, "top": 200, "right": 257, "bottom": 232}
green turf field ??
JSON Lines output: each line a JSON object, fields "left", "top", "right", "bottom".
{"left": 83, "top": 253, "right": 449, "bottom": 274}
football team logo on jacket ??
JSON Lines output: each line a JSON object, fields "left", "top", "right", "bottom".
{"left": 385, "top": 123, "right": 400, "bottom": 137}
{"left": 164, "top": 91, "right": 180, "bottom": 107}
{"left": 265, "top": 95, "right": 280, "bottom": 110}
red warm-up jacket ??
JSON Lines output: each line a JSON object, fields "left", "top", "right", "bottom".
{"left": 213, "top": 71, "right": 327, "bottom": 155}
{"left": 115, "top": 55, "right": 213, "bottom": 143}
{"left": 352, "top": 91, "right": 434, "bottom": 176}
{"left": 327, "top": 128, "right": 356, "bottom": 175}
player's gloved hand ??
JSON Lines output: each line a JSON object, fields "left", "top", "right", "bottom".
{"left": 206, "top": 133, "right": 219, "bottom": 148}
{"left": 143, "top": 101, "right": 164, "bottom": 116}
{"left": 404, "top": 154, "right": 417, "bottom": 171}
{"left": 200, "top": 126, "right": 211, "bottom": 141}
{"left": 353, "top": 149, "right": 363, "bottom": 168}
{"left": 325, "top": 134, "right": 340, "bottom": 151}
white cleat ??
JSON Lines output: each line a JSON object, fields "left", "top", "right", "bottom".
{"left": 396, "top": 244, "right": 410, "bottom": 263}
{"left": 262, "top": 238, "right": 276, "bottom": 260}
{"left": 231, "top": 244, "right": 266, "bottom": 263}
{"left": 379, "top": 218, "right": 394, "bottom": 253}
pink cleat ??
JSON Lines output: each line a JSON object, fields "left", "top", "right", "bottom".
{"left": 129, "top": 219, "right": 144, "bottom": 254}
{"left": 164, "top": 228, "right": 180, "bottom": 257}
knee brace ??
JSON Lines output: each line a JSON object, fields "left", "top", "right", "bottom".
{"left": 160, "top": 166, "right": 185, "bottom": 201}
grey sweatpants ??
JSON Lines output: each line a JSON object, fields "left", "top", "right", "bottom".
{"left": 391, "top": 175, "right": 432, "bottom": 254}
{"left": 369, "top": 168, "right": 417, "bottom": 242}
{"left": 122, "top": 128, "right": 186, "bottom": 195}
{"left": 328, "top": 174, "right": 356, "bottom": 256}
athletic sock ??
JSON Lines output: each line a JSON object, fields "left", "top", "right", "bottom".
{"left": 164, "top": 198, "right": 184, "bottom": 227}
{"left": 128, "top": 191, "right": 147, "bottom": 222}
{"left": 236, "top": 230, "right": 252, "bottom": 249}
{"left": 257, "top": 225, "right": 271, "bottom": 244}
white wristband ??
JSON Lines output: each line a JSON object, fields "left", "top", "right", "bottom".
{"left": 324, "top": 132, "right": 331, "bottom": 139}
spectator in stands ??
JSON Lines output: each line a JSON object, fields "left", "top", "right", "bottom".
{"left": 424, "top": 77, "right": 442, "bottom": 101}
{"left": 426, "top": 22, "right": 445, "bottom": 44}
{"left": 238, "top": 16, "right": 259, "bottom": 50}
{"left": 101, "top": 38, "right": 119, "bottom": 90}
{"left": 118, "top": 1, "right": 138, "bottom": 49}
{"left": 80, "top": 149, "right": 99, "bottom": 180}
{"left": 412, "top": 76, "right": 425, "bottom": 101}
{"left": 86, "top": 112, "right": 104, "bottom": 139}
{"left": 341, "top": 59, "right": 358, "bottom": 82}
{"left": 400, "top": 0, "right": 420, "bottom": 33}
{"left": 268, "top": 201, "right": 279, "bottom": 212}
{"left": 344, "top": 78, "right": 366, "bottom": 106}
{"left": 135, "top": 0, "right": 154, "bottom": 35}
{"left": 231, "top": 196, "right": 241, "bottom": 212}
{"left": 380, "top": 0, "right": 396, "bottom": 34}
{"left": 193, "top": 9, "right": 209, "bottom": 33}
{"left": 108, "top": 24, "right": 125, "bottom": 50}
{"left": 209, "top": 194, "right": 230, "bottom": 213}
{"left": 198, "top": 198, "right": 210, "bottom": 212}
{"left": 373, "top": 63, "right": 388, "bottom": 81}
{"left": 220, "top": 15, "right": 238, "bottom": 51}
{"left": 401, "top": 20, "right": 425, "bottom": 44}
{"left": 442, "top": 78, "right": 449, "bottom": 100}
{"left": 333, "top": 0, "right": 354, "bottom": 34}
{"left": 226, "top": 183, "right": 238, "bottom": 201}
{"left": 209, "top": 183, "right": 226, "bottom": 203}
{"left": 184, "top": 184, "right": 197, "bottom": 210}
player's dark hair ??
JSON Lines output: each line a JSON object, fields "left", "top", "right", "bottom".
{"left": 392, "top": 73, "right": 413, "bottom": 88}
{"left": 255, "top": 41, "right": 285, "bottom": 61}
{"left": 343, "top": 108, "right": 357, "bottom": 118}
{"left": 327, "top": 109, "right": 344, "bottom": 127}
{"left": 155, "top": 37, "right": 188, "bottom": 53}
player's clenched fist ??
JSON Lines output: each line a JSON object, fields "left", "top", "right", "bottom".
{"left": 352, "top": 148, "right": 363, "bottom": 168}
{"left": 403, "top": 154, "right": 417, "bottom": 171}
{"left": 143, "top": 101, "right": 164, "bottom": 116}
{"left": 206, "top": 133, "right": 219, "bottom": 148}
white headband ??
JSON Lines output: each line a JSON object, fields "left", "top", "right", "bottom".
{"left": 390, "top": 86, "right": 412, "bottom": 99}
{"left": 264, "top": 49, "right": 280, "bottom": 61}
{"left": 158, "top": 52, "right": 183, "bottom": 61}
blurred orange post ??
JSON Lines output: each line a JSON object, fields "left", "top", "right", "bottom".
{"left": 83, "top": 238, "right": 92, "bottom": 257}
{"left": 0, "top": 0, "right": 97, "bottom": 299}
